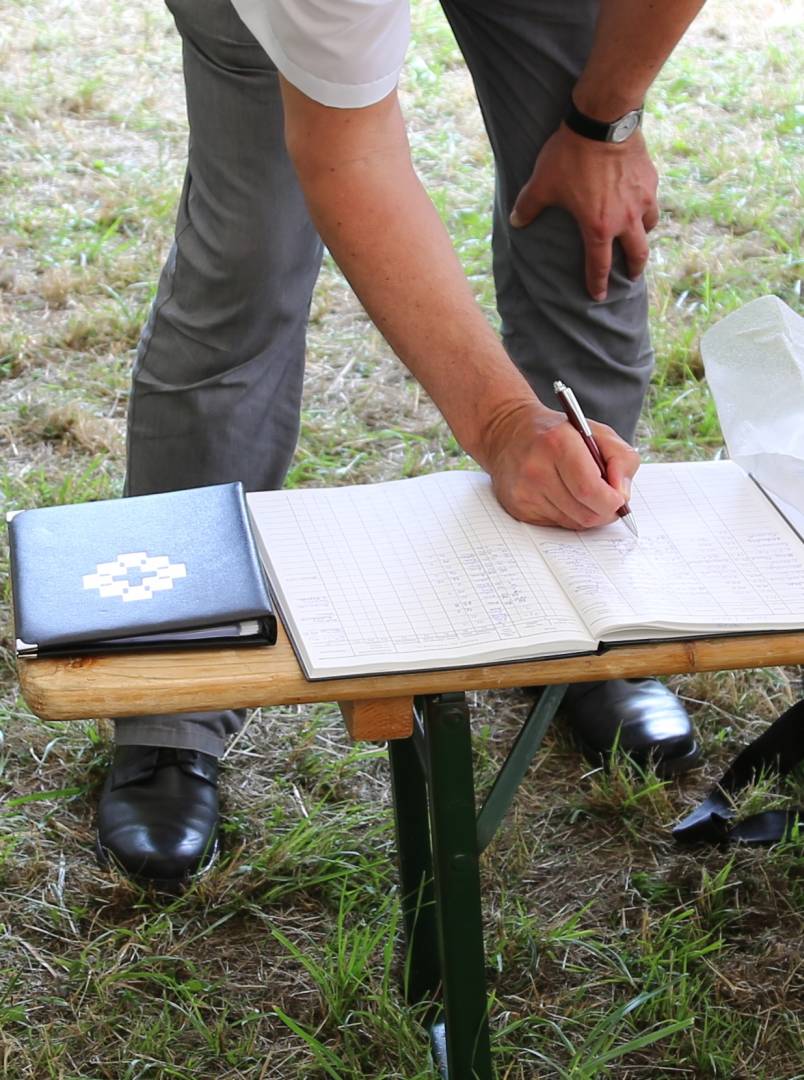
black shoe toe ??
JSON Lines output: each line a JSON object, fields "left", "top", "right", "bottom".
{"left": 561, "top": 678, "right": 700, "bottom": 776}
{"left": 96, "top": 745, "right": 219, "bottom": 887}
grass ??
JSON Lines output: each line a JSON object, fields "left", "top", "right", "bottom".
{"left": 1, "top": 0, "right": 803, "bottom": 1076}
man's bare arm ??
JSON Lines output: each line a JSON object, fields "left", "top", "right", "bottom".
{"left": 511, "top": 0, "right": 706, "bottom": 300}
{"left": 573, "top": 0, "right": 707, "bottom": 119}
{"left": 280, "top": 80, "right": 638, "bottom": 530}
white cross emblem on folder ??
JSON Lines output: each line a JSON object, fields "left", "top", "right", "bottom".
{"left": 82, "top": 552, "right": 187, "bottom": 602}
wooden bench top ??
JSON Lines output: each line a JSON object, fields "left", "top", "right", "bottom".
{"left": 17, "top": 625, "right": 804, "bottom": 741}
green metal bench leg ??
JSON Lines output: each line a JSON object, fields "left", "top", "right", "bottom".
{"left": 388, "top": 732, "right": 440, "bottom": 1010}
{"left": 476, "top": 684, "right": 568, "bottom": 853}
{"left": 390, "top": 687, "right": 564, "bottom": 1076}
{"left": 421, "top": 692, "right": 493, "bottom": 1080}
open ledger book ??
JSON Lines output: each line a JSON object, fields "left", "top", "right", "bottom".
{"left": 246, "top": 461, "right": 804, "bottom": 680}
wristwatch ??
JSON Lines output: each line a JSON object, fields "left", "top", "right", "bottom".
{"left": 564, "top": 99, "right": 644, "bottom": 143}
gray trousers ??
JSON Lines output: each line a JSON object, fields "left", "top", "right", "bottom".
{"left": 116, "top": 0, "right": 652, "bottom": 756}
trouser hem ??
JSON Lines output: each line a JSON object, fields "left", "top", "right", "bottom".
{"left": 113, "top": 719, "right": 227, "bottom": 758}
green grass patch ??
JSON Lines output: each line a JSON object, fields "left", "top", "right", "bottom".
{"left": 1, "top": 0, "right": 802, "bottom": 1076}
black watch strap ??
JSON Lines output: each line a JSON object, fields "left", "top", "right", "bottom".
{"left": 564, "top": 99, "right": 644, "bottom": 143}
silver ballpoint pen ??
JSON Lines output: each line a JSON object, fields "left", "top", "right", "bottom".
{"left": 553, "top": 380, "right": 639, "bottom": 537}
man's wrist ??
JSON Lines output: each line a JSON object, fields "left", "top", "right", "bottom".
{"left": 571, "top": 79, "right": 646, "bottom": 122}
{"left": 564, "top": 97, "right": 643, "bottom": 143}
{"left": 470, "top": 395, "right": 551, "bottom": 471}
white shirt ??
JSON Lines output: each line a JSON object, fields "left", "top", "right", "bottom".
{"left": 231, "top": 0, "right": 410, "bottom": 108}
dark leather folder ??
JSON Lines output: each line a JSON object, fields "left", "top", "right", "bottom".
{"left": 8, "top": 482, "right": 276, "bottom": 658}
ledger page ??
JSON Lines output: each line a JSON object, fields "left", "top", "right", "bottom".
{"left": 247, "top": 471, "right": 593, "bottom": 677}
{"left": 535, "top": 460, "right": 804, "bottom": 641}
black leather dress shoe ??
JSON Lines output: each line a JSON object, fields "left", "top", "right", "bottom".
{"left": 96, "top": 745, "right": 219, "bottom": 888}
{"left": 561, "top": 678, "right": 700, "bottom": 776}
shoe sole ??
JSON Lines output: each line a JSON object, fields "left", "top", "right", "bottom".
{"left": 94, "top": 834, "right": 220, "bottom": 893}
{"left": 575, "top": 737, "right": 701, "bottom": 779}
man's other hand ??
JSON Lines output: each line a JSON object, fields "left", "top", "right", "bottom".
{"left": 509, "top": 124, "right": 659, "bottom": 302}
{"left": 480, "top": 400, "right": 640, "bottom": 530}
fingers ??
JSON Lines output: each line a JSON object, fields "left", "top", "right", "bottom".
{"left": 552, "top": 423, "right": 640, "bottom": 526}
{"left": 538, "top": 495, "right": 593, "bottom": 532}
{"left": 509, "top": 176, "right": 547, "bottom": 229}
{"left": 495, "top": 479, "right": 588, "bottom": 530}
{"left": 555, "top": 451, "right": 628, "bottom": 522}
{"left": 496, "top": 475, "right": 621, "bottom": 531}
{"left": 591, "top": 423, "right": 640, "bottom": 502}
{"left": 643, "top": 201, "right": 660, "bottom": 233}
{"left": 582, "top": 224, "right": 613, "bottom": 303}
{"left": 620, "top": 221, "right": 651, "bottom": 282}
{"left": 601, "top": 453, "right": 638, "bottom": 504}
{"left": 584, "top": 212, "right": 663, "bottom": 297}
{"left": 514, "top": 441, "right": 629, "bottom": 530}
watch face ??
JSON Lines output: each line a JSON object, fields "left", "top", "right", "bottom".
{"left": 610, "top": 110, "right": 642, "bottom": 143}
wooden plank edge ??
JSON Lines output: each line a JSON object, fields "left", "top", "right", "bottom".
{"left": 16, "top": 632, "right": 804, "bottom": 722}
{"left": 338, "top": 698, "right": 413, "bottom": 742}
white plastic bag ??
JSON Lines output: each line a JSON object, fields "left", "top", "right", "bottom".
{"left": 701, "top": 295, "right": 804, "bottom": 512}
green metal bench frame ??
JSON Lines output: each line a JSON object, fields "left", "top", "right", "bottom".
{"left": 389, "top": 685, "right": 568, "bottom": 1078}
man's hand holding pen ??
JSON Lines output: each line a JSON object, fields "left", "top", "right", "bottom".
{"left": 553, "top": 380, "right": 640, "bottom": 536}
{"left": 477, "top": 397, "right": 640, "bottom": 532}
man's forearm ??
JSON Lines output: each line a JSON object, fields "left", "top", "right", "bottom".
{"left": 573, "top": 0, "right": 706, "bottom": 118}
{"left": 280, "top": 80, "right": 640, "bottom": 531}
{"left": 280, "top": 82, "right": 540, "bottom": 470}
